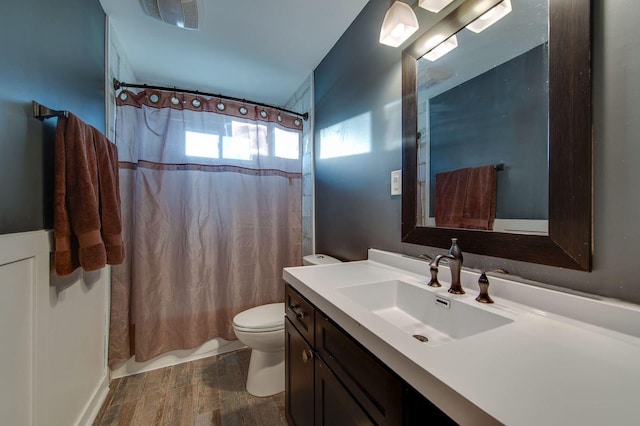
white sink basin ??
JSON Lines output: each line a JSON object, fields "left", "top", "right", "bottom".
{"left": 337, "top": 280, "right": 513, "bottom": 345}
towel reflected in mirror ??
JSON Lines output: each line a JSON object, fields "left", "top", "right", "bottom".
{"left": 435, "top": 165, "right": 496, "bottom": 230}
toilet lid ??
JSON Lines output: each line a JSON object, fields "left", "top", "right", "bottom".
{"left": 233, "top": 302, "right": 284, "bottom": 331}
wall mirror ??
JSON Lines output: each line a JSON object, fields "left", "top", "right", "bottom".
{"left": 402, "top": 0, "right": 592, "bottom": 270}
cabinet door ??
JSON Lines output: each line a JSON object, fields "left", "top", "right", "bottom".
{"left": 315, "top": 358, "right": 374, "bottom": 426}
{"left": 285, "top": 318, "right": 315, "bottom": 426}
{"left": 404, "top": 386, "right": 458, "bottom": 426}
{"left": 316, "top": 315, "right": 403, "bottom": 425}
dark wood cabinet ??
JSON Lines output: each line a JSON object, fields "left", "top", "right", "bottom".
{"left": 285, "top": 284, "right": 456, "bottom": 426}
{"left": 316, "top": 314, "right": 403, "bottom": 425}
{"left": 404, "top": 385, "right": 458, "bottom": 426}
{"left": 285, "top": 283, "right": 315, "bottom": 344}
{"left": 285, "top": 318, "right": 315, "bottom": 426}
{"left": 315, "top": 358, "right": 374, "bottom": 426}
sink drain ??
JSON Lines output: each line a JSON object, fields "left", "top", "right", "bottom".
{"left": 412, "top": 334, "right": 429, "bottom": 342}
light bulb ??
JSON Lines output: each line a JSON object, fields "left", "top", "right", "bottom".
{"left": 479, "top": 8, "right": 496, "bottom": 20}
{"left": 379, "top": 1, "right": 419, "bottom": 47}
{"left": 466, "top": 0, "right": 512, "bottom": 33}
{"left": 391, "top": 23, "right": 406, "bottom": 39}
{"left": 424, "top": 35, "right": 458, "bottom": 62}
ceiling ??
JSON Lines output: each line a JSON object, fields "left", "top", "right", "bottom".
{"left": 99, "top": 0, "right": 370, "bottom": 106}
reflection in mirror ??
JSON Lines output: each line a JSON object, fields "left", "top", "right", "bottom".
{"left": 416, "top": 0, "right": 549, "bottom": 235}
{"left": 401, "top": 0, "right": 592, "bottom": 270}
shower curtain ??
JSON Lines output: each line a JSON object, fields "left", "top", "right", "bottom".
{"left": 109, "top": 89, "right": 303, "bottom": 364}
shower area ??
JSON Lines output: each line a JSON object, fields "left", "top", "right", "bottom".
{"left": 106, "top": 77, "right": 315, "bottom": 375}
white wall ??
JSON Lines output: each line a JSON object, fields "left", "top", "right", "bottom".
{"left": 0, "top": 231, "right": 109, "bottom": 425}
{"left": 106, "top": 19, "right": 138, "bottom": 142}
{"left": 286, "top": 74, "right": 315, "bottom": 256}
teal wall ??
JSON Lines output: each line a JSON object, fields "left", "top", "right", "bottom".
{"left": 314, "top": 0, "right": 450, "bottom": 260}
{"left": 429, "top": 44, "right": 548, "bottom": 220}
{"left": 0, "top": 0, "right": 105, "bottom": 234}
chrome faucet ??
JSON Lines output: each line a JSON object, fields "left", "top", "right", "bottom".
{"left": 476, "top": 268, "right": 509, "bottom": 304}
{"left": 446, "top": 238, "right": 464, "bottom": 294}
{"left": 419, "top": 238, "right": 464, "bottom": 294}
{"left": 427, "top": 238, "right": 464, "bottom": 294}
{"left": 476, "top": 271, "right": 493, "bottom": 303}
{"left": 419, "top": 253, "right": 441, "bottom": 287}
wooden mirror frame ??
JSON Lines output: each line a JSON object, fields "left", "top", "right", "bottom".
{"left": 401, "top": 0, "right": 592, "bottom": 270}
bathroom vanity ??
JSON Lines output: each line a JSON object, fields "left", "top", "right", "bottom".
{"left": 283, "top": 250, "right": 640, "bottom": 425}
{"left": 284, "top": 283, "right": 454, "bottom": 425}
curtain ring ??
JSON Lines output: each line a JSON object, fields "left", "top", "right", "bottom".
{"left": 192, "top": 92, "right": 201, "bottom": 108}
{"left": 148, "top": 91, "right": 161, "bottom": 104}
{"left": 170, "top": 87, "right": 180, "bottom": 106}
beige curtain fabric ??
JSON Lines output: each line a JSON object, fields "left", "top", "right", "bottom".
{"left": 109, "top": 90, "right": 302, "bottom": 364}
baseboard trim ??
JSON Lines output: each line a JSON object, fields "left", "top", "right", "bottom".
{"left": 77, "top": 372, "right": 109, "bottom": 426}
{"left": 110, "top": 338, "right": 246, "bottom": 379}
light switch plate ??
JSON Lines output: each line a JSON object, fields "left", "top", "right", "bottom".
{"left": 391, "top": 170, "right": 402, "bottom": 195}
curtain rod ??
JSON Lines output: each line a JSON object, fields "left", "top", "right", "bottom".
{"left": 113, "top": 79, "right": 309, "bottom": 121}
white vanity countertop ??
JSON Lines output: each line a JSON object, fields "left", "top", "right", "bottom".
{"left": 283, "top": 250, "right": 640, "bottom": 426}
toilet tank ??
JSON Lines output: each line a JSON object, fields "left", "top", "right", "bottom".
{"left": 302, "top": 254, "right": 342, "bottom": 266}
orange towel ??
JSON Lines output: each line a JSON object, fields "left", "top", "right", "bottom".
{"left": 460, "top": 165, "right": 496, "bottom": 230}
{"left": 435, "top": 165, "right": 496, "bottom": 230}
{"left": 435, "top": 168, "right": 469, "bottom": 228}
{"left": 54, "top": 113, "right": 124, "bottom": 276}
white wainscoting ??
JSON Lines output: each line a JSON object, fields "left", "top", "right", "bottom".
{"left": 0, "top": 231, "right": 110, "bottom": 425}
{"left": 0, "top": 249, "right": 36, "bottom": 425}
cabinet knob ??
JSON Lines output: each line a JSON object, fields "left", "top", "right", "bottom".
{"left": 302, "top": 348, "right": 314, "bottom": 363}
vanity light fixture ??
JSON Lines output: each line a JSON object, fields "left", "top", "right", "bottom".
{"left": 379, "top": 1, "right": 419, "bottom": 47}
{"left": 465, "top": 0, "right": 512, "bottom": 33}
{"left": 418, "top": 0, "right": 455, "bottom": 13}
{"left": 424, "top": 34, "right": 458, "bottom": 61}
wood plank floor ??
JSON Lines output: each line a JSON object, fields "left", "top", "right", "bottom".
{"left": 94, "top": 348, "right": 287, "bottom": 426}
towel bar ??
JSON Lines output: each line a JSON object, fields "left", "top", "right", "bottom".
{"left": 32, "top": 100, "right": 68, "bottom": 121}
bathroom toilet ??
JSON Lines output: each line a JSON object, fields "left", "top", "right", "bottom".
{"left": 232, "top": 254, "right": 341, "bottom": 397}
{"left": 233, "top": 303, "right": 286, "bottom": 397}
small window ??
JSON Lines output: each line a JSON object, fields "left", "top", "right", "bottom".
{"left": 274, "top": 128, "right": 300, "bottom": 159}
{"left": 185, "top": 131, "right": 219, "bottom": 158}
{"left": 222, "top": 136, "right": 252, "bottom": 160}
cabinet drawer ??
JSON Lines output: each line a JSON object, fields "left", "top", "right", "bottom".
{"left": 285, "top": 284, "right": 315, "bottom": 345}
{"left": 316, "top": 315, "right": 403, "bottom": 425}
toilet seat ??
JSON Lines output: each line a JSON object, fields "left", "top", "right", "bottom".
{"left": 233, "top": 302, "right": 284, "bottom": 333}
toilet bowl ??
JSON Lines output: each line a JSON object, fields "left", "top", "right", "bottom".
{"left": 233, "top": 303, "right": 285, "bottom": 397}
{"left": 232, "top": 254, "right": 341, "bottom": 397}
